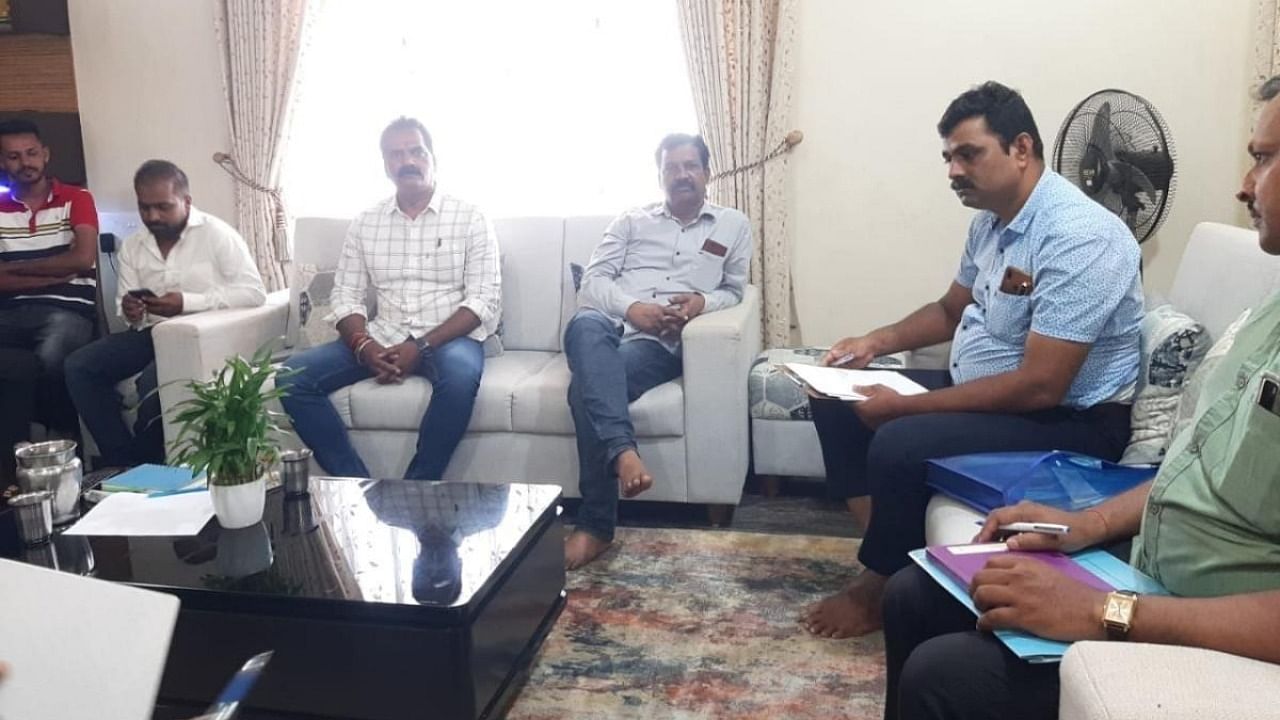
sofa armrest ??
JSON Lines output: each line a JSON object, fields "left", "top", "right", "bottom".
{"left": 153, "top": 290, "right": 291, "bottom": 457}
{"left": 1060, "top": 642, "right": 1280, "bottom": 720}
{"left": 681, "top": 284, "right": 762, "bottom": 504}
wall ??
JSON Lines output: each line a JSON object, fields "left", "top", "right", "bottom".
{"left": 0, "top": 34, "right": 77, "bottom": 112}
{"left": 789, "top": 0, "right": 1258, "bottom": 345}
{"left": 66, "top": 0, "right": 234, "bottom": 237}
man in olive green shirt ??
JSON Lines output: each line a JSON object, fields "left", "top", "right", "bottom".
{"left": 878, "top": 78, "right": 1280, "bottom": 720}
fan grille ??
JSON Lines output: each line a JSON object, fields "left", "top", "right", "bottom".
{"left": 1052, "top": 89, "right": 1177, "bottom": 243}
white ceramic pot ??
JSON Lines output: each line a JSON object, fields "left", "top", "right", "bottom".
{"left": 210, "top": 476, "right": 267, "bottom": 529}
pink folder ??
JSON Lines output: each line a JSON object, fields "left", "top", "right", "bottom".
{"left": 925, "top": 544, "right": 1114, "bottom": 592}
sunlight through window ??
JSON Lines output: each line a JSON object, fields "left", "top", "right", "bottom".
{"left": 285, "top": 0, "right": 698, "bottom": 220}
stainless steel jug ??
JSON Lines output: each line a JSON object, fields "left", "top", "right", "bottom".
{"left": 15, "top": 440, "right": 83, "bottom": 525}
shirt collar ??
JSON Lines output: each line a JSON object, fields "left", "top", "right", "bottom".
{"left": 654, "top": 200, "right": 720, "bottom": 224}
{"left": 386, "top": 188, "right": 444, "bottom": 218}
{"left": 993, "top": 169, "right": 1053, "bottom": 239}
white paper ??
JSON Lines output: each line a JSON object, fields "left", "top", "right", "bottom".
{"left": 780, "top": 363, "right": 930, "bottom": 401}
{"left": 948, "top": 542, "right": 1009, "bottom": 555}
{"left": 0, "top": 559, "right": 179, "bottom": 720}
{"left": 63, "top": 490, "right": 215, "bottom": 536}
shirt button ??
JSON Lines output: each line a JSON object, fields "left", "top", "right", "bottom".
{"left": 676, "top": 251, "right": 681, "bottom": 256}
{"left": 1237, "top": 373, "right": 1249, "bottom": 389}
{"left": 951, "top": 362, "right": 959, "bottom": 368}
{"left": 1148, "top": 504, "right": 1161, "bottom": 517}
{"left": 1189, "top": 442, "right": 1200, "bottom": 455}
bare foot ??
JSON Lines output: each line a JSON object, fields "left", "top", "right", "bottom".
{"left": 615, "top": 449, "right": 653, "bottom": 498}
{"left": 801, "top": 571, "right": 887, "bottom": 639}
{"left": 565, "top": 529, "right": 612, "bottom": 570}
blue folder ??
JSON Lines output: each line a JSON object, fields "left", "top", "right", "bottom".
{"left": 99, "top": 464, "right": 205, "bottom": 495}
{"left": 908, "top": 547, "right": 1168, "bottom": 663}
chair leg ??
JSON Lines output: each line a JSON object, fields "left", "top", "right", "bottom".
{"left": 706, "top": 503, "right": 735, "bottom": 527}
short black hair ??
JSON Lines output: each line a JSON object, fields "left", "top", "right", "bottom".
{"left": 381, "top": 116, "right": 433, "bottom": 154}
{"left": 133, "top": 159, "right": 190, "bottom": 194}
{"left": 0, "top": 119, "right": 43, "bottom": 145}
{"left": 938, "top": 81, "right": 1044, "bottom": 159}
{"left": 655, "top": 133, "right": 711, "bottom": 172}
{"left": 1259, "top": 76, "right": 1280, "bottom": 102}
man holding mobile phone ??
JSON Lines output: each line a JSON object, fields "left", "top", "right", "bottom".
{"left": 879, "top": 76, "right": 1280, "bottom": 720}
{"left": 64, "top": 161, "right": 265, "bottom": 467}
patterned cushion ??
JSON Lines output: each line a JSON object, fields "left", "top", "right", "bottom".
{"left": 1169, "top": 307, "right": 1252, "bottom": 443}
{"left": 748, "top": 347, "right": 905, "bottom": 421}
{"left": 1119, "top": 305, "right": 1211, "bottom": 465}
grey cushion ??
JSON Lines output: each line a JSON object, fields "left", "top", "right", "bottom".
{"left": 1120, "top": 304, "right": 1210, "bottom": 465}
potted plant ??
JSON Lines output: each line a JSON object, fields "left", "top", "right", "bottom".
{"left": 170, "top": 347, "right": 292, "bottom": 529}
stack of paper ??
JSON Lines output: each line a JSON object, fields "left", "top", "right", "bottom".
{"left": 779, "top": 362, "right": 929, "bottom": 401}
{"left": 63, "top": 490, "right": 214, "bottom": 537}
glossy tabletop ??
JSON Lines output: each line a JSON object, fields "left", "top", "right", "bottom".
{"left": 2, "top": 479, "right": 562, "bottom": 624}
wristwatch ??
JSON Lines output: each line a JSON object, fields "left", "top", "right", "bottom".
{"left": 1101, "top": 590, "right": 1138, "bottom": 640}
{"left": 413, "top": 334, "right": 433, "bottom": 355}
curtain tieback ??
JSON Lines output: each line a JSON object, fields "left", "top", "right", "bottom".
{"left": 212, "top": 152, "right": 292, "bottom": 262}
{"left": 709, "top": 130, "right": 804, "bottom": 183}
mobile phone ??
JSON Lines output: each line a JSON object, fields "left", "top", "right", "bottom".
{"left": 1259, "top": 375, "right": 1280, "bottom": 417}
{"left": 201, "top": 650, "right": 273, "bottom": 720}
{"left": 127, "top": 288, "right": 156, "bottom": 299}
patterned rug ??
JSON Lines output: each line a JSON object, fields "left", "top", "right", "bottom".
{"left": 509, "top": 527, "right": 885, "bottom": 720}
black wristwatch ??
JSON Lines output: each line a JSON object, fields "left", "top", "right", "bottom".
{"left": 412, "top": 334, "right": 433, "bottom": 355}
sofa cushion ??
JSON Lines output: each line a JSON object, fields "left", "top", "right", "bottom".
{"left": 1119, "top": 304, "right": 1210, "bottom": 465}
{"left": 1170, "top": 307, "right": 1253, "bottom": 443}
{"left": 338, "top": 350, "right": 557, "bottom": 432}
{"left": 511, "top": 353, "right": 685, "bottom": 436}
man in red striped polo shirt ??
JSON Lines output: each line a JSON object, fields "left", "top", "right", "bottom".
{"left": 0, "top": 119, "right": 99, "bottom": 441}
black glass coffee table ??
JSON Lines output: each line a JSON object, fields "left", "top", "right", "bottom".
{"left": 1, "top": 478, "right": 565, "bottom": 720}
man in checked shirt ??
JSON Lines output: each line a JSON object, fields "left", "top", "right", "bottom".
{"left": 562, "top": 134, "right": 753, "bottom": 569}
{"left": 280, "top": 117, "right": 501, "bottom": 480}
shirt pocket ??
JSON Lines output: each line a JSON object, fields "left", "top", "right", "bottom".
{"left": 985, "top": 292, "right": 1033, "bottom": 343}
{"left": 689, "top": 250, "right": 725, "bottom": 293}
{"left": 1212, "top": 402, "right": 1280, "bottom": 529}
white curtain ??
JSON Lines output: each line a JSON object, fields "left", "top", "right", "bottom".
{"left": 677, "top": 0, "right": 799, "bottom": 348}
{"left": 1256, "top": 0, "right": 1280, "bottom": 96}
{"left": 214, "top": 0, "right": 313, "bottom": 291}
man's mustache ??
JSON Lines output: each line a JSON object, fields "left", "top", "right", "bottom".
{"left": 398, "top": 166, "right": 423, "bottom": 178}
{"left": 672, "top": 181, "right": 695, "bottom": 191}
{"left": 951, "top": 179, "right": 975, "bottom": 191}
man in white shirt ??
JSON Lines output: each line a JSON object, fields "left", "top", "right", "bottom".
{"left": 65, "top": 160, "right": 267, "bottom": 466}
{"left": 278, "top": 117, "right": 501, "bottom": 480}
{"left": 563, "top": 134, "right": 752, "bottom": 569}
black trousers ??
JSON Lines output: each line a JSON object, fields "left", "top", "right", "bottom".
{"left": 883, "top": 564, "right": 1060, "bottom": 720}
{"left": 809, "top": 369, "right": 1132, "bottom": 576}
{"left": 0, "top": 348, "right": 42, "bottom": 486}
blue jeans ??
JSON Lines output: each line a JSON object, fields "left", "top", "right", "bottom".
{"left": 65, "top": 328, "right": 164, "bottom": 467}
{"left": 0, "top": 304, "right": 95, "bottom": 434}
{"left": 564, "top": 309, "right": 682, "bottom": 542}
{"left": 279, "top": 337, "right": 484, "bottom": 480}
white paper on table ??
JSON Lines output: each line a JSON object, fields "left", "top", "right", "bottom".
{"left": 779, "top": 362, "right": 930, "bottom": 401}
{"left": 63, "top": 490, "right": 215, "bottom": 536}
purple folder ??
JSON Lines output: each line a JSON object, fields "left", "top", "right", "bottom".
{"left": 925, "top": 544, "right": 1114, "bottom": 592}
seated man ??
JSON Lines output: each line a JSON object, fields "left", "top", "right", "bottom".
{"left": 279, "top": 117, "right": 501, "bottom": 480}
{"left": 0, "top": 119, "right": 100, "bottom": 436}
{"left": 880, "top": 76, "right": 1280, "bottom": 720}
{"left": 562, "top": 133, "right": 752, "bottom": 569}
{"left": 804, "top": 82, "right": 1143, "bottom": 638}
{"left": 65, "top": 160, "right": 267, "bottom": 467}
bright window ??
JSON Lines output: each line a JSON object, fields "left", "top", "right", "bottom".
{"left": 284, "top": 0, "right": 698, "bottom": 219}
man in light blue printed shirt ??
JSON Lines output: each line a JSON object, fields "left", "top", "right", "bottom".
{"left": 803, "top": 82, "right": 1144, "bottom": 639}
{"left": 564, "top": 133, "right": 752, "bottom": 569}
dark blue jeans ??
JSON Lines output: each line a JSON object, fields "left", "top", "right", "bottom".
{"left": 279, "top": 337, "right": 484, "bottom": 480}
{"left": 64, "top": 328, "right": 164, "bottom": 467}
{"left": 0, "top": 304, "right": 95, "bottom": 434}
{"left": 564, "top": 309, "right": 682, "bottom": 542}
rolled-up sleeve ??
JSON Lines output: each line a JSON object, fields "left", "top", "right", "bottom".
{"left": 326, "top": 220, "right": 370, "bottom": 324}
{"left": 459, "top": 209, "right": 502, "bottom": 335}
{"left": 579, "top": 213, "right": 641, "bottom": 318}
{"left": 701, "top": 213, "right": 752, "bottom": 314}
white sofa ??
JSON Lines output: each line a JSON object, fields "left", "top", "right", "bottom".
{"left": 156, "top": 216, "right": 761, "bottom": 510}
{"left": 923, "top": 222, "right": 1280, "bottom": 718}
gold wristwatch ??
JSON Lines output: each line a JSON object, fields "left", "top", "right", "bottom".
{"left": 1101, "top": 590, "right": 1138, "bottom": 640}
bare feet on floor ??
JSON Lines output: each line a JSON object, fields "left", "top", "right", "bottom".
{"left": 564, "top": 529, "right": 612, "bottom": 570}
{"left": 801, "top": 570, "right": 888, "bottom": 639}
{"left": 615, "top": 448, "right": 653, "bottom": 498}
